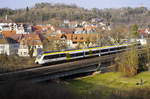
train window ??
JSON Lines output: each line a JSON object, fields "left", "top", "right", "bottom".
{"left": 85, "top": 50, "right": 93, "bottom": 55}
{"left": 118, "top": 47, "right": 122, "bottom": 50}
{"left": 117, "top": 46, "right": 126, "bottom": 50}
{"left": 85, "top": 52, "right": 88, "bottom": 55}
{"left": 93, "top": 50, "right": 99, "bottom": 54}
{"left": 121, "top": 46, "right": 127, "bottom": 49}
{"left": 43, "top": 56, "right": 49, "bottom": 60}
{"left": 43, "top": 54, "right": 59, "bottom": 60}
{"left": 70, "top": 54, "right": 76, "bottom": 57}
{"left": 59, "top": 54, "right": 66, "bottom": 57}
{"left": 101, "top": 49, "right": 108, "bottom": 52}
{"left": 110, "top": 47, "right": 120, "bottom": 51}
{"left": 70, "top": 52, "right": 83, "bottom": 57}
{"left": 85, "top": 51, "right": 90, "bottom": 55}
{"left": 110, "top": 48, "right": 115, "bottom": 51}
{"left": 51, "top": 55, "right": 59, "bottom": 58}
{"left": 76, "top": 52, "right": 83, "bottom": 56}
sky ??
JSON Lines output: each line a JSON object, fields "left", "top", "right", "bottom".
{"left": 0, "top": 0, "right": 150, "bottom": 9}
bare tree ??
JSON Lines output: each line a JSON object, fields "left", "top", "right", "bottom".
{"left": 43, "top": 38, "right": 67, "bottom": 51}
{"left": 116, "top": 46, "right": 139, "bottom": 77}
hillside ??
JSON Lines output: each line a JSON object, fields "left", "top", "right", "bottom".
{"left": 0, "top": 3, "right": 150, "bottom": 27}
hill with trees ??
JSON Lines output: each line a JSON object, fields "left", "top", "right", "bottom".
{"left": 0, "top": 3, "right": 150, "bottom": 27}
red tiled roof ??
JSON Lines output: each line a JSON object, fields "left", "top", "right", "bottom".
{"left": 32, "top": 26, "right": 43, "bottom": 31}
{"left": 85, "top": 26, "right": 97, "bottom": 30}
{"left": 32, "top": 25, "right": 52, "bottom": 31}
{"left": 16, "top": 34, "right": 43, "bottom": 46}
{"left": 75, "top": 28, "right": 85, "bottom": 31}
{"left": 138, "top": 29, "right": 150, "bottom": 35}
{"left": 56, "top": 33, "right": 99, "bottom": 43}
{"left": 1, "top": 30, "right": 16, "bottom": 37}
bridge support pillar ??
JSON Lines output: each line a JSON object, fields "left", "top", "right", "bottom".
{"left": 96, "top": 62, "right": 101, "bottom": 72}
{"left": 92, "top": 63, "right": 102, "bottom": 75}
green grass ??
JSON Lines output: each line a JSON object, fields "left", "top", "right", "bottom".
{"left": 68, "top": 72, "right": 150, "bottom": 94}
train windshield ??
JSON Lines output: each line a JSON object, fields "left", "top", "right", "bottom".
{"left": 37, "top": 55, "right": 42, "bottom": 59}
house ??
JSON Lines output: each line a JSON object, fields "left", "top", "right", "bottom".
{"left": 16, "top": 24, "right": 25, "bottom": 34}
{"left": 55, "top": 28, "right": 75, "bottom": 34}
{"left": 68, "top": 21, "right": 79, "bottom": 28}
{"left": 18, "top": 34, "right": 43, "bottom": 57}
{"left": 64, "top": 20, "right": 70, "bottom": 24}
{"left": 32, "top": 25, "right": 52, "bottom": 31}
{"left": 91, "top": 18, "right": 104, "bottom": 23}
{"left": 139, "top": 28, "right": 150, "bottom": 38}
{"left": 74, "top": 25, "right": 97, "bottom": 34}
{"left": 0, "top": 23, "right": 18, "bottom": 31}
{"left": 2, "top": 31, "right": 43, "bottom": 57}
{"left": 16, "top": 23, "right": 32, "bottom": 34}
{"left": 0, "top": 23, "right": 32, "bottom": 34}
{"left": 74, "top": 28, "right": 85, "bottom": 34}
{"left": 58, "top": 33, "right": 99, "bottom": 48}
{"left": 0, "top": 23, "right": 12, "bottom": 31}
{"left": 84, "top": 25, "right": 97, "bottom": 33}
{"left": 0, "top": 33, "right": 19, "bottom": 55}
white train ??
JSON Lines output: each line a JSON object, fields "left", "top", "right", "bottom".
{"left": 35, "top": 43, "right": 140, "bottom": 65}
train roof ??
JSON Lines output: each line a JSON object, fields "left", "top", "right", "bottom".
{"left": 43, "top": 48, "right": 80, "bottom": 54}
{"left": 41, "top": 43, "right": 129, "bottom": 56}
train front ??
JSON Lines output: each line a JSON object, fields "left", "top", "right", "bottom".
{"left": 35, "top": 52, "right": 44, "bottom": 65}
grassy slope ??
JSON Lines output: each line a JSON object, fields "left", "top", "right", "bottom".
{"left": 0, "top": 72, "right": 150, "bottom": 99}
{"left": 68, "top": 72, "right": 150, "bottom": 94}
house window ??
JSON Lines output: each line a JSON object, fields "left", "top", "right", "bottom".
{"left": 0, "top": 46, "right": 4, "bottom": 49}
{"left": 80, "top": 37, "right": 84, "bottom": 40}
{"left": 24, "top": 52, "right": 27, "bottom": 55}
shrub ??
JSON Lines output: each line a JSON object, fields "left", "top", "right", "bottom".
{"left": 115, "top": 46, "right": 139, "bottom": 77}
{"left": 0, "top": 54, "right": 35, "bottom": 72}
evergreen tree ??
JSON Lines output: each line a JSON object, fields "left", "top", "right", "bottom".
{"left": 131, "top": 24, "right": 139, "bottom": 38}
{"left": 26, "top": 6, "right": 29, "bottom": 12}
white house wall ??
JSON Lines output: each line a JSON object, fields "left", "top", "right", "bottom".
{"left": 18, "top": 44, "right": 43, "bottom": 57}
{"left": 0, "top": 44, "right": 12, "bottom": 55}
{"left": 9, "top": 43, "right": 19, "bottom": 55}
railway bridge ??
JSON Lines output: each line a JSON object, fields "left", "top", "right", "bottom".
{"left": 0, "top": 49, "right": 144, "bottom": 84}
{"left": 0, "top": 54, "right": 120, "bottom": 84}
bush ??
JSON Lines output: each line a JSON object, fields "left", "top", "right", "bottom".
{"left": 115, "top": 46, "right": 139, "bottom": 77}
{"left": 0, "top": 54, "right": 36, "bottom": 72}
